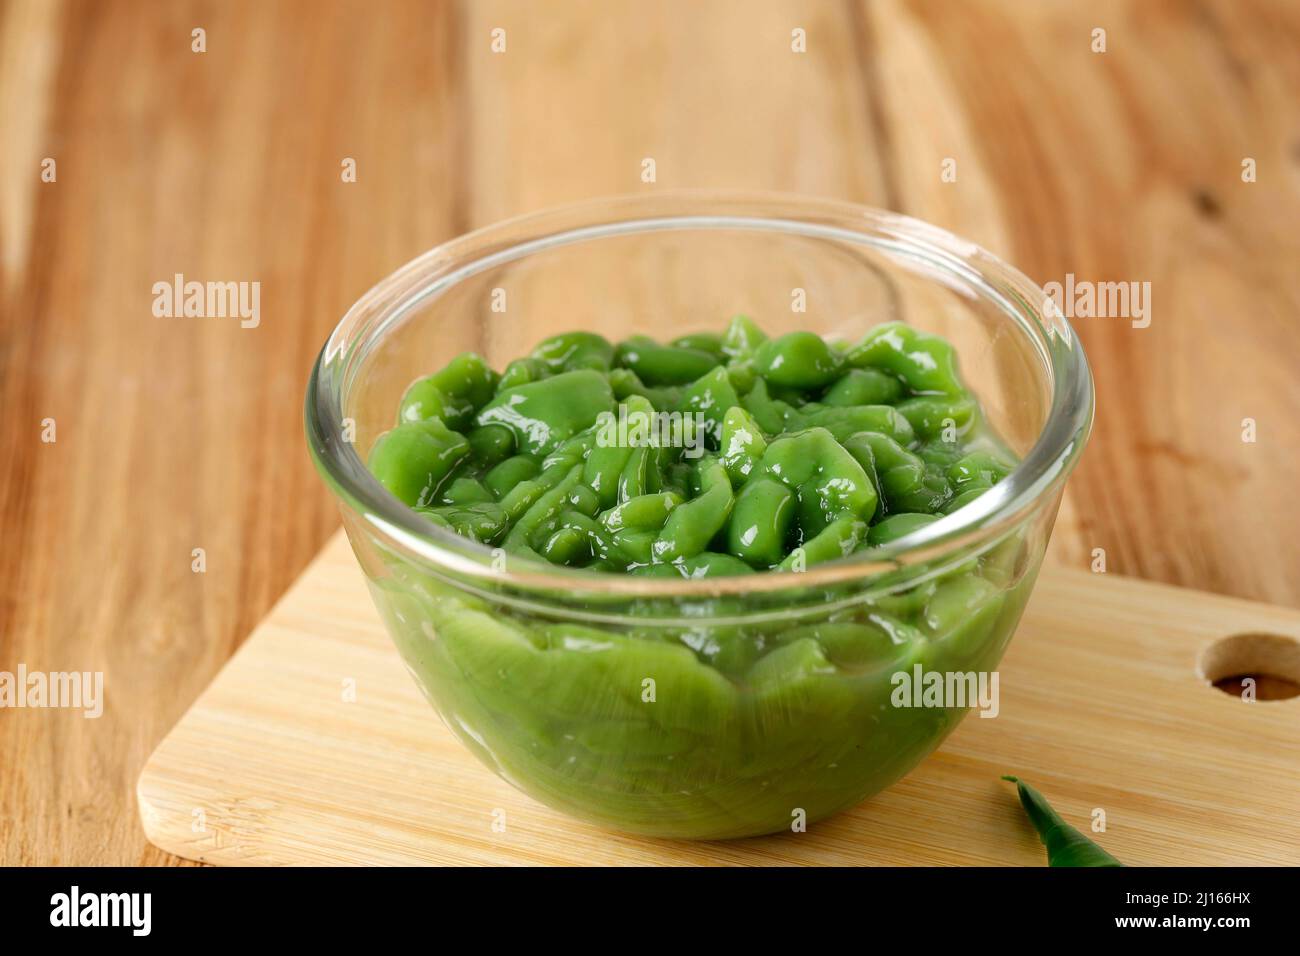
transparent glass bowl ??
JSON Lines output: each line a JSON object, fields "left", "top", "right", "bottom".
{"left": 306, "top": 192, "right": 1093, "bottom": 839}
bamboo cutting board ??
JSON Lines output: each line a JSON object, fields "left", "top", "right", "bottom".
{"left": 136, "top": 532, "right": 1300, "bottom": 866}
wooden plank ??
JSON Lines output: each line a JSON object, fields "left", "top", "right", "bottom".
{"left": 867, "top": 0, "right": 1300, "bottom": 592}
{"left": 137, "top": 532, "right": 1300, "bottom": 867}
{"left": 0, "top": 0, "right": 465, "bottom": 865}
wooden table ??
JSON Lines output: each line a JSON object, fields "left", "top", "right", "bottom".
{"left": 1, "top": 0, "right": 1297, "bottom": 865}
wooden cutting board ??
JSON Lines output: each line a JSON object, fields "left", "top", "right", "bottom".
{"left": 136, "top": 532, "right": 1300, "bottom": 866}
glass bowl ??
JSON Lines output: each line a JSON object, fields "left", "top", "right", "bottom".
{"left": 306, "top": 192, "right": 1093, "bottom": 840}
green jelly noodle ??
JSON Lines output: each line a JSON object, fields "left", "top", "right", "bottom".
{"left": 363, "top": 318, "right": 1039, "bottom": 838}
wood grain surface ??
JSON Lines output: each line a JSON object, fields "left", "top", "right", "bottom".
{"left": 2, "top": 0, "right": 1298, "bottom": 865}
{"left": 135, "top": 533, "right": 1300, "bottom": 867}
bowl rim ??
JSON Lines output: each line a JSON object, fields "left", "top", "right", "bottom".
{"left": 306, "top": 190, "right": 1094, "bottom": 597}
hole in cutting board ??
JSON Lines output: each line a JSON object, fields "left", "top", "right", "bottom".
{"left": 1199, "top": 633, "right": 1300, "bottom": 701}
